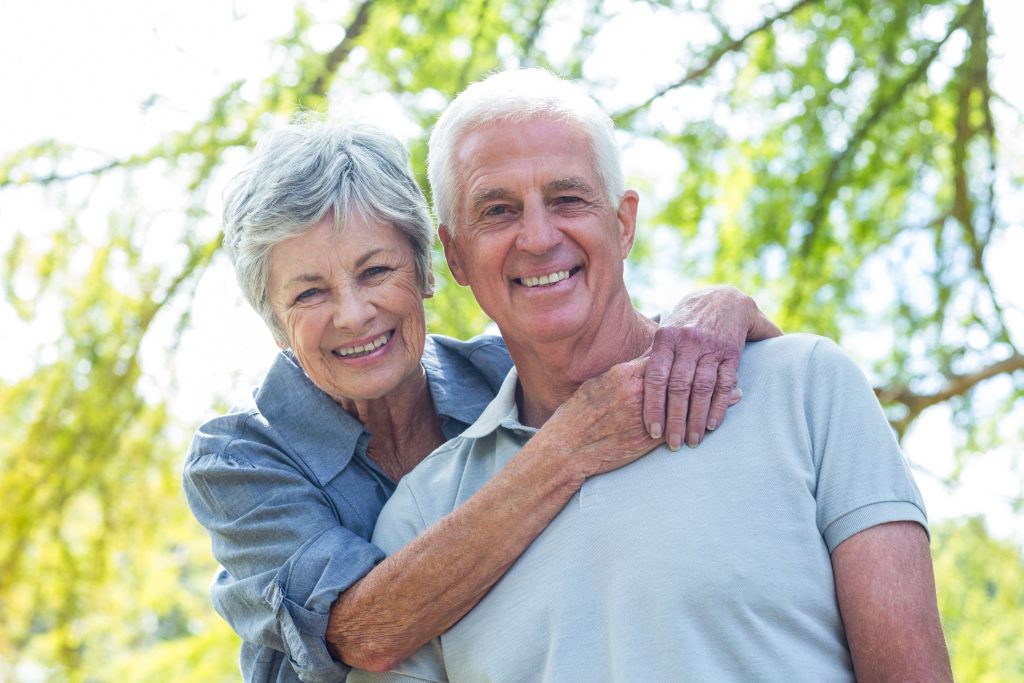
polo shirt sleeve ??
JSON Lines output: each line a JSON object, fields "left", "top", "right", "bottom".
{"left": 803, "top": 337, "right": 928, "bottom": 553}
{"left": 347, "top": 479, "right": 449, "bottom": 683}
{"left": 183, "top": 432, "right": 384, "bottom": 683}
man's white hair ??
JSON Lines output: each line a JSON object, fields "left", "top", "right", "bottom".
{"left": 427, "top": 68, "right": 625, "bottom": 234}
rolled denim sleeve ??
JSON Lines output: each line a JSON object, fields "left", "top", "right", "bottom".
{"left": 184, "top": 437, "right": 384, "bottom": 682}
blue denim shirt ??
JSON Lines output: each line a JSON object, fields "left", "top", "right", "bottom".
{"left": 182, "top": 334, "right": 512, "bottom": 683}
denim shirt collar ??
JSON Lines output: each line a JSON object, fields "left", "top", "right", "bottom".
{"left": 420, "top": 336, "right": 499, "bottom": 432}
{"left": 253, "top": 336, "right": 500, "bottom": 486}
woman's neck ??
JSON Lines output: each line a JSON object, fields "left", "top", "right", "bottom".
{"left": 339, "top": 367, "right": 446, "bottom": 481}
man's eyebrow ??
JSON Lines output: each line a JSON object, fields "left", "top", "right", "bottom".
{"left": 470, "top": 187, "right": 513, "bottom": 210}
{"left": 546, "top": 176, "right": 596, "bottom": 194}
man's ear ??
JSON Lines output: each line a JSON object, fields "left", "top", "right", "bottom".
{"left": 438, "top": 224, "right": 470, "bottom": 286}
{"left": 616, "top": 190, "right": 640, "bottom": 258}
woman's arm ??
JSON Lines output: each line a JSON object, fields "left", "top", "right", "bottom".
{"left": 645, "top": 285, "right": 782, "bottom": 449}
{"left": 328, "top": 287, "right": 779, "bottom": 671}
{"left": 329, "top": 286, "right": 778, "bottom": 671}
{"left": 327, "top": 357, "right": 659, "bottom": 672}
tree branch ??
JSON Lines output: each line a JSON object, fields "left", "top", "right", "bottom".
{"left": 878, "top": 352, "right": 1024, "bottom": 436}
{"left": 307, "top": 0, "right": 375, "bottom": 98}
{"left": 520, "top": 0, "right": 556, "bottom": 64}
{"left": 797, "top": 0, "right": 981, "bottom": 262}
{"left": 457, "top": 0, "right": 496, "bottom": 88}
{"left": 613, "top": 0, "right": 819, "bottom": 124}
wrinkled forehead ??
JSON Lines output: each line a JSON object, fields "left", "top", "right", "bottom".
{"left": 455, "top": 118, "right": 602, "bottom": 196}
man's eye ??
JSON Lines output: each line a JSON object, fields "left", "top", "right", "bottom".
{"left": 483, "top": 205, "right": 510, "bottom": 217}
{"left": 554, "top": 196, "right": 583, "bottom": 205}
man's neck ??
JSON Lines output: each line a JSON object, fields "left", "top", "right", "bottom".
{"left": 505, "top": 296, "right": 657, "bottom": 428}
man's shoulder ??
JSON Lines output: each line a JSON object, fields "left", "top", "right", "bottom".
{"left": 741, "top": 333, "right": 852, "bottom": 373}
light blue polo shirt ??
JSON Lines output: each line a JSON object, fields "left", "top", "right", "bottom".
{"left": 351, "top": 334, "right": 927, "bottom": 683}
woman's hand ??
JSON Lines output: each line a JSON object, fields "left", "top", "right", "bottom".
{"left": 533, "top": 356, "right": 662, "bottom": 481}
{"left": 644, "top": 285, "right": 782, "bottom": 449}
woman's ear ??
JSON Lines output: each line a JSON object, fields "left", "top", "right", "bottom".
{"left": 424, "top": 270, "right": 436, "bottom": 298}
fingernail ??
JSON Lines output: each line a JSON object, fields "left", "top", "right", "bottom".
{"left": 687, "top": 432, "right": 700, "bottom": 448}
{"left": 667, "top": 434, "right": 681, "bottom": 451}
{"left": 706, "top": 419, "right": 718, "bottom": 431}
{"left": 649, "top": 422, "right": 662, "bottom": 439}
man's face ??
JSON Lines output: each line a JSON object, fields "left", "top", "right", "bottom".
{"left": 439, "top": 118, "right": 638, "bottom": 351}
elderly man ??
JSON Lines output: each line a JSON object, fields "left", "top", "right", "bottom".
{"left": 350, "top": 69, "right": 952, "bottom": 682}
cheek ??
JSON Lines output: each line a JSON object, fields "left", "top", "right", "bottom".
{"left": 392, "top": 281, "right": 428, "bottom": 347}
{"left": 282, "top": 307, "right": 322, "bottom": 349}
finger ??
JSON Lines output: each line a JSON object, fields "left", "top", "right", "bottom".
{"left": 684, "top": 355, "right": 719, "bottom": 447}
{"left": 747, "top": 311, "right": 784, "bottom": 341}
{"left": 703, "top": 359, "right": 740, "bottom": 435}
{"left": 664, "top": 348, "right": 699, "bottom": 451}
{"left": 642, "top": 329, "right": 679, "bottom": 440}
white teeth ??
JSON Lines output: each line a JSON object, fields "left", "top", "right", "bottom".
{"left": 336, "top": 333, "right": 390, "bottom": 357}
{"left": 522, "top": 270, "right": 571, "bottom": 288}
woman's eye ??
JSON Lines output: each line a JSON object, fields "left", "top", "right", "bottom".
{"left": 296, "top": 288, "right": 320, "bottom": 302}
{"left": 363, "top": 266, "right": 391, "bottom": 278}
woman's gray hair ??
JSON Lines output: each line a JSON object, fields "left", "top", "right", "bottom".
{"left": 427, "top": 68, "right": 624, "bottom": 234}
{"left": 222, "top": 119, "right": 434, "bottom": 346}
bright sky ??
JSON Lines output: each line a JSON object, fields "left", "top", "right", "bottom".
{"left": 1, "top": 0, "right": 1021, "bottom": 544}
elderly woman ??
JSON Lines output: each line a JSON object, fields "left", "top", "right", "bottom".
{"left": 183, "top": 120, "right": 780, "bottom": 683}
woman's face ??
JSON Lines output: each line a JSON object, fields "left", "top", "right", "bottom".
{"left": 267, "top": 214, "right": 430, "bottom": 404}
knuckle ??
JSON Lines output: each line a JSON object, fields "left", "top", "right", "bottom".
{"left": 665, "top": 413, "right": 687, "bottom": 429}
{"left": 645, "top": 365, "right": 670, "bottom": 386}
{"left": 666, "top": 375, "right": 693, "bottom": 394}
{"left": 653, "top": 326, "right": 683, "bottom": 343}
{"left": 690, "top": 376, "right": 717, "bottom": 396}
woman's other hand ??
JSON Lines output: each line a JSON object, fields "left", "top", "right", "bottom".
{"left": 644, "top": 285, "right": 782, "bottom": 449}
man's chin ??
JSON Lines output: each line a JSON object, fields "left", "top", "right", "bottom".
{"left": 502, "top": 315, "right": 588, "bottom": 347}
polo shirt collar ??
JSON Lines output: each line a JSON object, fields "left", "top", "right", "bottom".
{"left": 463, "top": 367, "right": 528, "bottom": 439}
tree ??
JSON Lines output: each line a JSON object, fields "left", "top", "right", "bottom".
{"left": 933, "top": 517, "right": 1024, "bottom": 681}
{"left": 1, "top": 0, "right": 1020, "bottom": 679}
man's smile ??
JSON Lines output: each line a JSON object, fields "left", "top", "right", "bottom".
{"left": 515, "top": 266, "right": 582, "bottom": 288}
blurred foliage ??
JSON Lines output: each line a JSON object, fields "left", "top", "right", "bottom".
{"left": 0, "top": 0, "right": 1021, "bottom": 680}
{"left": 933, "top": 517, "right": 1024, "bottom": 682}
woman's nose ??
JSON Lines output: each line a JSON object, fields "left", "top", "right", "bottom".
{"left": 331, "top": 287, "right": 375, "bottom": 331}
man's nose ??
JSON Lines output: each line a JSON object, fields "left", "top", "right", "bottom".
{"left": 331, "top": 286, "right": 375, "bottom": 331}
{"left": 515, "top": 204, "right": 563, "bottom": 255}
